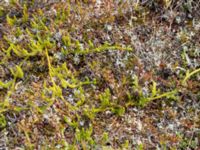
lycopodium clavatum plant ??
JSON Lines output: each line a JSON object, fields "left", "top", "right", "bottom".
{"left": 182, "top": 68, "right": 200, "bottom": 86}
{"left": 127, "top": 75, "right": 178, "bottom": 107}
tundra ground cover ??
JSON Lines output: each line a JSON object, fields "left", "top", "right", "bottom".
{"left": 0, "top": 0, "right": 200, "bottom": 149}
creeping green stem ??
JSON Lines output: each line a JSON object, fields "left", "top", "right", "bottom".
{"left": 182, "top": 68, "right": 200, "bottom": 85}
{"left": 147, "top": 90, "right": 177, "bottom": 101}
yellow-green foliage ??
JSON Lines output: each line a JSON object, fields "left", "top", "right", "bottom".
{"left": 0, "top": 1, "right": 197, "bottom": 149}
{"left": 6, "top": 15, "right": 17, "bottom": 26}
{"left": 22, "top": 4, "right": 29, "bottom": 23}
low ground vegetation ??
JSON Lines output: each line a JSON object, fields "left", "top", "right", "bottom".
{"left": 0, "top": 0, "right": 200, "bottom": 149}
